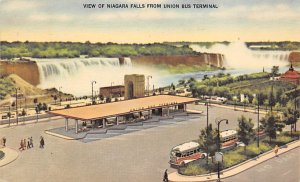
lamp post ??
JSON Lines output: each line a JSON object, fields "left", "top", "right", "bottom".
{"left": 216, "top": 118, "right": 229, "bottom": 180}
{"left": 257, "top": 93, "right": 260, "bottom": 148}
{"left": 206, "top": 100, "right": 209, "bottom": 165}
{"left": 110, "top": 82, "right": 114, "bottom": 99}
{"left": 294, "top": 87, "right": 298, "bottom": 132}
{"left": 15, "top": 87, "right": 20, "bottom": 125}
{"left": 59, "top": 86, "right": 62, "bottom": 106}
{"left": 147, "top": 75, "right": 152, "bottom": 96}
{"left": 91, "top": 81, "right": 96, "bottom": 104}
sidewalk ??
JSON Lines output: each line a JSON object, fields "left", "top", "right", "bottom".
{"left": 0, "top": 147, "right": 19, "bottom": 167}
{"left": 169, "top": 140, "right": 300, "bottom": 182}
{"left": 210, "top": 103, "right": 268, "bottom": 115}
{"left": 0, "top": 116, "right": 62, "bottom": 129}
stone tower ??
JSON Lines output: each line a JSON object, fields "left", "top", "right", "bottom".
{"left": 124, "top": 74, "right": 145, "bottom": 100}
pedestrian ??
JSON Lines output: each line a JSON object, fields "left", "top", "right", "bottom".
{"left": 274, "top": 145, "right": 279, "bottom": 157}
{"left": 27, "top": 138, "right": 31, "bottom": 149}
{"left": 23, "top": 139, "right": 27, "bottom": 150}
{"left": 30, "top": 136, "right": 33, "bottom": 148}
{"left": 40, "top": 136, "right": 44, "bottom": 148}
{"left": 163, "top": 169, "right": 168, "bottom": 182}
{"left": 2, "top": 137, "right": 6, "bottom": 147}
{"left": 19, "top": 139, "right": 24, "bottom": 151}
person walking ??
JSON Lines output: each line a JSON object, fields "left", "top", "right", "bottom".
{"left": 2, "top": 137, "right": 6, "bottom": 147}
{"left": 40, "top": 136, "right": 44, "bottom": 148}
{"left": 19, "top": 139, "right": 24, "bottom": 151}
{"left": 163, "top": 169, "right": 168, "bottom": 182}
{"left": 274, "top": 145, "right": 279, "bottom": 157}
{"left": 29, "top": 137, "right": 33, "bottom": 148}
{"left": 23, "top": 139, "right": 27, "bottom": 150}
{"left": 27, "top": 138, "right": 31, "bottom": 149}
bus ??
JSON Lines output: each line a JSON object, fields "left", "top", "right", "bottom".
{"left": 169, "top": 141, "right": 207, "bottom": 167}
{"left": 220, "top": 130, "right": 239, "bottom": 150}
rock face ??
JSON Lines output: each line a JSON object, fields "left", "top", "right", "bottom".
{"left": 130, "top": 54, "right": 225, "bottom": 68}
{"left": 0, "top": 61, "right": 40, "bottom": 86}
{"left": 288, "top": 51, "right": 300, "bottom": 64}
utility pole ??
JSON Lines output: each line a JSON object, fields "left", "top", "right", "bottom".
{"left": 294, "top": 87, "right": 297, "bottom": 132}
{"left": 147, "top": 75, "right": 152, "bottom": 96}
{"left": 270, "top": 83, "right": 274, "bottom": 112}
{"left": 91, "top": 81, "right": 96, "bottom": 104}
{"left": 15, "top": 88, "right": 20, "bottom": 125}
{"left": 59, "top": 86, "right": 62, "bottom": 106}
{"left": 257, "top": 94, "right": 260, "bottom": 148}
{"left": 206, "top": 100, "right": 209, "bottom": 165}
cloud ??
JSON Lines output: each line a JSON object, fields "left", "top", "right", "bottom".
{"left": 209, "top": 4, "right": 300, "bottom": 21}
{"left": 92, "top": 9, "right": 191, "bottom": 21}
{"left": 29, "top": 13, "right": 73, "bottom": 22}
{"left": 0, "top": 0, "right": 41, "bottom": 11}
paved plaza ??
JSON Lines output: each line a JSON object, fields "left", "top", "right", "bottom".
{"left": 0, "top": 104, "right": 258, "bottom": 182}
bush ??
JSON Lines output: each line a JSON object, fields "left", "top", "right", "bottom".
{"left": 181, "top": 165, "right": 208, "bottom": 176}
{"left": 275, "top": 135, "right": 293, "bottom": 146}
{"left": 223, "top": 149, "right": 247, "bottom": 168}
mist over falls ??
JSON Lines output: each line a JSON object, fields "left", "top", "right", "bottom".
{"left": 190, "top": 41, "right": 290, "bottom": 70}
{"left": 34, "top": 57, "right": 171, "bottom": 96}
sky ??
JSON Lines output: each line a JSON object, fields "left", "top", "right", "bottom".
{"left": 0, "top": 0, "right": 300, "bottom": 43}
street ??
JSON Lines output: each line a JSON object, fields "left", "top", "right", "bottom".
{"left": 224, "top": 147, "right": 300, "bottom": 182}
{"left": 0, "top": 105, "right": 257, "bottom": 182}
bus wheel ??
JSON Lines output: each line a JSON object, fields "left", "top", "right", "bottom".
{"left": 180, "top": 161, "right": 185, "bottom": 167}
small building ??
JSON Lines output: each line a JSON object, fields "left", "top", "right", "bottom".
{"left": 124, "top": 74, "right": 145, "bottom": 100}
{"left": 99, "top": 85, "right": 125, "bottom": 98}
{"left": 280, "top": 64, "right": 300, "bottom": 85}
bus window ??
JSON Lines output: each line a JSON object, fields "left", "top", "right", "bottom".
{"left": 175, "top": 153, "right": 182, "bottom": 157}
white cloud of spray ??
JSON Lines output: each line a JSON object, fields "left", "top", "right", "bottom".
{"left": 190, "top": 41, "right": 290, "bottom": 71}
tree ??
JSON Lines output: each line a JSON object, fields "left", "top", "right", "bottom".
{"left": 202, "top": 75, "right": 209, "bottom": 81}
{"left": 243, "top": 97, "right": 249, "bottom": 112}
{"left": 282, "top": 107, "right": 299, "bottom": 136}
{"left": 260, "top": 113, "right": 284, "bottom": 142}
{"left": 274, "top": 102, "right": 281, "bottom": 112}
{"left": 199, "top": 124, "right": 218, "bottom": 163}
{"left": 170, "top": 83, "right": 175, "bottom": 91}
{"left": 21, "top": 109, "right": 26, "bottom": 116}
{"left": 33, "top": 98, "right": 38, "bottom": 106}
{"left": 54, "top": 95, "right": 58, "bottom": 105}
{"left": 197, "top": 85, "right": 207, "bottom": 99}
{"left": 233, "top": 96, "right": 238, "bottom": 111}
{"left": 268, "top": 88, "right": 275, "bottom": 112}
{"left": 99, "top": 94, "right": 104, "bottom": 102}
{"left": 178, "top": 79, "right": 185, "bottom": 86}
{"left": 237, "top": 116, "right": 254, "bottom": 151}
{"left": 187, "top": 77, "right": 196, "bottom": 84}
{"left": 264, "top": 99, "right": 269, "bottom": 111}
{"left": 271, "top": 66, "right": 279, "bottom": 76}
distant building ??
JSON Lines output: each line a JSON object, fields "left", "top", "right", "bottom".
{"left": 280, "top": 64, "right": 300, "bottom": 85}
{"left": 124, "top": 74, "right": 145, "bottom": 100}
{"left": 99, "top": 85, "right": 125, "bottom": 98}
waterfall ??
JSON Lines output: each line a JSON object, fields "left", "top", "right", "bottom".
{"left": 190, "top": 42, "right": 290, "bottom": 71}
{"left": 204, "top": 54, "right": 208, "bottom": 64}
{"left": 33, "top": 57, "right": 139, "bottom": 96}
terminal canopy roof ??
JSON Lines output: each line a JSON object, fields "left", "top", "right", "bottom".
{"left": 49, "top": 95, "right": 199, "bottom": 121}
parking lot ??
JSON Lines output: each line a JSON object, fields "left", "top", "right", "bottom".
{"left": 0, "top": 104, "right": 257, "bottom": 182}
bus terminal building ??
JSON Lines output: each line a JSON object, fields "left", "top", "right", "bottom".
{"left": 49, "top": 95, "right": 199, "bottom": 134}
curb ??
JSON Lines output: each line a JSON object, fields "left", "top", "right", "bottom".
{"left": 44, "top": 130, "right": 79, "bottom": 140}
{"left": 0, "top": 147, "right": 19, "bottom": 167}
{"left": 170, "top": 140, "right": 300, "bottom": 182}
{"left": 0, "top": 116, "right": 62, "bottom": 129}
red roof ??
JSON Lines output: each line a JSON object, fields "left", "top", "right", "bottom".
{"left": 281, "top": 65, "right": 300, "bottom": 79}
